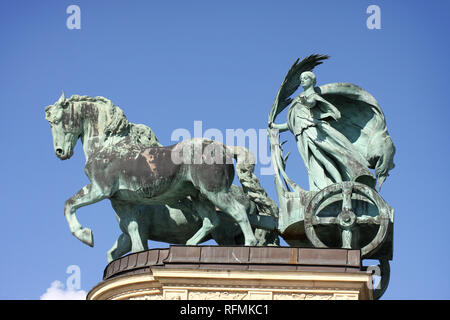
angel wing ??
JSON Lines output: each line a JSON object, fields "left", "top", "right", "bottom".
{"left": 268, "top": 54, "right": 329, "bottom": 124}
{"left": 316, "top": 83, "right": 396, "bottom": 189}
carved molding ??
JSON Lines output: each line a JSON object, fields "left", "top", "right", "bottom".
{"left": 124, "top": 290, "right": 358, "bottom": 300}
{"left": 88, "top": 267, "right": 371, "bottom": 300}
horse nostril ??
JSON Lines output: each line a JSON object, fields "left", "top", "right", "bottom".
{"left": 56, "top": 148, "right": 63, "bottom": 155}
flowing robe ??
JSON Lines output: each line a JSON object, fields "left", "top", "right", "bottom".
{"left": 286, "top": 92, "right": 376, "bottom": 191}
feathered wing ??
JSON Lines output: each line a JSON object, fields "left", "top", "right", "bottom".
{"left": 268, "top": 54, "right": 329, "bottom": 124}
{"left": 316, "top": 83, "right": 396, "bottom": 189}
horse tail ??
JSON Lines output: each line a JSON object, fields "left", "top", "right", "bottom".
{"left": 229, "top": 146, "right": 279, "bottom": 218}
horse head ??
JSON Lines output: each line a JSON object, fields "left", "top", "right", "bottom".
{"left": 45, "top": 92, "right": 82, "bottom": 160}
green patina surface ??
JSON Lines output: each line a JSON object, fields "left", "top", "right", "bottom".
{"left": 269, "top": 57, "right": 395, "bottom": 192}
{"left": 45, "top": 55, "right": 396, "bottom": 300}
{"left": 266, "top": 55, "right": 395, "bottom": 299}
{"left": 45, "top": 92, "right": 279, "bottom": 258}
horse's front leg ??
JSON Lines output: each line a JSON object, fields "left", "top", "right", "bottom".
{"left": 65, "top": 184, "right": 108, "bottom": 247}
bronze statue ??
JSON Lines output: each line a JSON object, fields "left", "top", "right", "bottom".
{"left": 269, "top": 55, "right": 395, "bottom": 191}
{"left": 45, "top": 93, "right": 278, "bottom": 249}
{"left": 45, "top": 54, "right": 396, "bottom": 299}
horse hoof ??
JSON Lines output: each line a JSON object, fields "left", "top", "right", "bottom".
{"left": 75, "top": 228, "right": 94, "bottom": 247}
{"left": 186, "top": 239, "right": 197, "bottom": 246}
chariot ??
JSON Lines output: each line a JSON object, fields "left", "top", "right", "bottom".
{"left": 256, "top": 127, "right": 394, "bottom": 299}
{"left": 255, "top": 56, "right": 396, "bottom": 299}
{"left": 45, "top": 54, "right": 395, "bottom": 300}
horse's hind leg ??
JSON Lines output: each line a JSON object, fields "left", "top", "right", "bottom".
{"left": 203, "top": 191, "right": 257, "bottom": 246}
{"left": 107, "top": 233, "right": 132, "bottom": 263}
{"left": 127, "top": 220, "right": 148, "bottom": 253}
{"left": 112, "top": 200, "right": 148, "bottom": 254}
{"left": 186, "top": 198, "right": 219, "bottom": 245}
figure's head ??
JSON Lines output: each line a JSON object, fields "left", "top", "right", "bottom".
{"left": 45, "top": 92, "right": 82, "bottom": 160}
{"left": 300, "top": 71, "right": 316, "bottom": 89}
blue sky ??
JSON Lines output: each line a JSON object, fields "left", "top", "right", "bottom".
{"left": 1, "top": 0, "right": 449, "bottom": 299}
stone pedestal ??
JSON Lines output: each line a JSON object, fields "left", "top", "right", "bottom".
{"left": 87, "top": 246, "right": 373, "bottom": 300}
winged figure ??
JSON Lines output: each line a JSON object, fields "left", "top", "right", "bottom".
{"left": 269, "top": 55, "right": 395, "bottom": 191}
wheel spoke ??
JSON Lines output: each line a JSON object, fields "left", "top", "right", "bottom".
{"left": 356, "top": 215, "right": 381, "bottom": 225}
{"left": 312, "top": 216, "right": 337, "bottom": 225}
{"left": 341, "top": 229, "right": 352, "bottom": 249}
{"left": 341, "top": 182, "right": 353, "bottom": 212}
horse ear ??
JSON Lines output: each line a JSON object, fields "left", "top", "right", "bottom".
{"left": 45, "top": 105, "right": 51, "bottom": 120}
{"left": 57, "top": 91, "right": 66, "bottom": 105}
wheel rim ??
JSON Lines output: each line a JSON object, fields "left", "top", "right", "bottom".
{"left": 304, "top": 182, "right": 390, "bottom": 257}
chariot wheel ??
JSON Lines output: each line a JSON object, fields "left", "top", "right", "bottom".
{"left": 304, "top": 181, "right": 391, "bottom": 258}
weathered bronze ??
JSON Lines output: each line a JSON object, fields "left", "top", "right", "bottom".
{"left": 45, "top": 54, "right": 396, "bottom": 299}
{"left": 269, "top": 55, "right": 395, "bottom": 191}
{"left": 107, "top": 185, "right": 279, "bottom": 262}
{"left": 45, "top": 93, "right": 278, "bottom": 252}
{"left": 267, "top": 55, "right": 395, "bottom": 299}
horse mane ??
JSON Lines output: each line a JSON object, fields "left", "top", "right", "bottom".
{"left": 67, "top": 95, "right": 161, "bottom": 147}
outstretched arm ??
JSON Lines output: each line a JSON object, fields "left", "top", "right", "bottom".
{"left": 269, "top": 122, "right": 289, "bottom": 132}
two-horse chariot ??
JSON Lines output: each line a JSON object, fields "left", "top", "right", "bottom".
{"left": 45, "top": 55, "right": 395, "bottom": 299}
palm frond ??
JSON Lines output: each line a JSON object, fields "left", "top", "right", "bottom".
{"left": 268, "top": 54, "right": 329, "bottom": 123}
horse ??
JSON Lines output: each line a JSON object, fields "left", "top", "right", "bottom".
{"left": 45, "top": 93, "right": 278, "bottom": 248}
{"left": 107, "top": 184, "right": 279, "bottom": 262}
